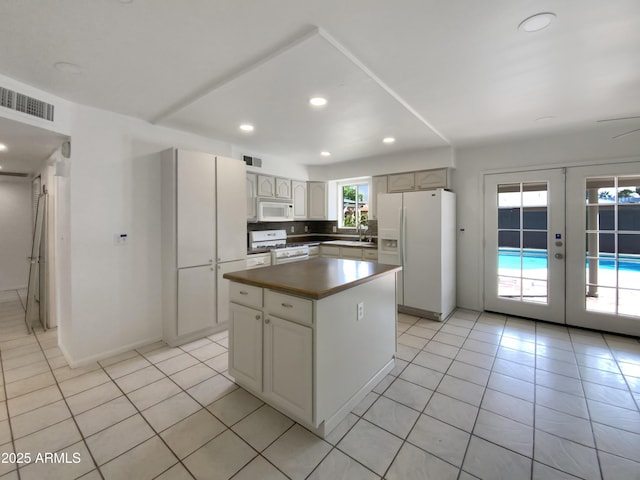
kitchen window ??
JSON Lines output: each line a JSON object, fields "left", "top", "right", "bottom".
{"left": 338, "top": 179, "right": 369, "bottom": 229}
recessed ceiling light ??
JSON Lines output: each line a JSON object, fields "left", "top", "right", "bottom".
{"left": 239, "top": 124, "right": 255, "bottom": 132}
{"left": 54, "top": 62, "right": 83, "bottom": 75}
{"left": 309, "top": 97, "right": 327, "bottom": 107}
{"left": 0, "top": 144, "right": 7, "bottom": 151}
{"left": 320, "top": 151, "right": 331, "bottom": 157}
{"left": 518, "top": 12, "right": 556, "bottom": 32}
{"left": 383, "top": 137, "right": 396, "bottom": 144}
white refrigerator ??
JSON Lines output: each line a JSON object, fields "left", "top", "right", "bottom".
{"left": 377, "top": 189, "right": 456, "bottom": 320}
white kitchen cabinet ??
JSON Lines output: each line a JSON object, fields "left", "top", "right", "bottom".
{"left": 320, "top": 245, "right": 340, "bottom": 258}
{"left": 308, "top": 245, "right": 320, "bottom": 258}
{"left": 229, "top": 302, "right": 263, "bottom": 393}
{"left": 363, "top": 249, "right": 378, "bottom": 262}
{"left": 246, "top": 173, "right": 257, "bottom": 220}
{"left": 292, "top": 180, "right": 307, "bottom": 219}
{"left": 217, "top": 157, "right": 248, "bottom": 263}
{"left": 162, "top": 148, "right": 246, "bottom": 346}
{"left": 388, "top": 172, "right": 415, "bottom": 192}
{"left": 370, "top": 175, "right": 388, "bottom": 220}
{"left": 177, "top": 265, "right": 215, "bottom": 337}
{"left": 257, "top": 175, "right": 275, "bottom": 197}
{"left": 416, "top": 168, "right": 448, "bottom": 190}
{"left": 176, "top": 150, "right": 216, "bottom": 268}
{"left": 308, "top": 182, "right": 328, "bottom": 219}
{"left": 340, "top": 247, "right": 363, "bottom": 260}
{"left": 275, "top": 177, "right": 292, "bottom": 199}
{"left": 264, "top": 314, "right": 313, "bottom": 422}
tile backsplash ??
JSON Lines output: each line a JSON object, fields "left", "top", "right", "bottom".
{"left": 246, "top": 220, "right": 377, "bottom": 247}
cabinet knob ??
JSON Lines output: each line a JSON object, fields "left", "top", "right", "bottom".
{"left": 209, "top": 259, "right": 213, "bottom": 264}
{"left": 255, "top": 314, "right": 261, "bottom": 320}
{"left": 265, "top": 318, "right": 271, "bottom": 324}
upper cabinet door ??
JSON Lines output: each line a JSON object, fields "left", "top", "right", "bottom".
{"left": 370, "top": 176, "right": 388, "bottom": 220}
{"left": 246, "top": 173, "right": 257, "bottom": 221}
{"left": 217, "top": 156, "right": 247, "bottom": 263}
{"left": 416, "top": 168, "right": 448, "bottom": 190}
{"left": 292, "top": 181, "right": 307, "bottom": 219}
{"left": 387, "top": 172, "right": 415, "bottom": 192}
{"left": 308, "top": 182, "right": 328, "bottom": 219}
{"left": 177, "top": 150, "right": 216, "bottom": 268}
{"left": 257, "top": 175, "right": 275, "bottom": 197}
{"left": 275, "top": 178, "right": 292, "bottom": 199}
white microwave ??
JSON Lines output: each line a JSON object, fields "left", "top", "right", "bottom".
{"left": 257, "top": 199, "right": 294, "bottom": 222}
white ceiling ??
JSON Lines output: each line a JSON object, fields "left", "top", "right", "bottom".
{"left": 1, "top": 0, "right": 639, "bottom": 166}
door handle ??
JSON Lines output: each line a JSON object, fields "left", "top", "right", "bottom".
{"left": 554, "top": 253, "right": 564, "bottom": 259}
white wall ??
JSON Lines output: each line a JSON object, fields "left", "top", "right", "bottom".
{"left": 0, "top": 178, "right": 32, "bottom": 290}
{"left": 453, "top": 130, "right": 640, "bottom": 311}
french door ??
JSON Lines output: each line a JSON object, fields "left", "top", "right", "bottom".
{"left": 484, "top": 169, "right": 566, "bottom": 323}
{"left": 566, "top": 163, "right": 640, "bottom": 336}
{"left": 484, "top": 163, "right": 640, "bottom": 336}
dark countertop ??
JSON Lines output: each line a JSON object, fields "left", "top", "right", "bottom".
{"left": 224, "top": 257, "right": 401, "bottom": 300}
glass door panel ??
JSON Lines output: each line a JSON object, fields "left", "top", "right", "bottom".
{"left": 485, "top": 170, "right": 565, "bottom": 323}
{"left": 567, "top": 166, "right": 640, "bottom": 336}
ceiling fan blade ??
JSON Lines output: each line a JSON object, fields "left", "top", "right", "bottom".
{"left": 613, "top": 128, "right": 640, "bottom": 139}
{"left": 597, "top": 115, "right": 640, "bottom": 123}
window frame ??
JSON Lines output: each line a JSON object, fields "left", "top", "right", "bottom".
{"left": 336, "top": 178, "right": 370, "bottom": 229}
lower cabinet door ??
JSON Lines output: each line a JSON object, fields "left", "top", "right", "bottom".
{"left": 177, "top": 265, "right": 215, "bottom": 337}
{"left": 229, "top": 303, "right": 263, "bottom": 392}
{"left": 263, "top": 315, "right": 313, "bottom": 423}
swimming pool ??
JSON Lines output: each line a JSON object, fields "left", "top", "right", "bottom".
{"left": 498, "top": 249, "right": 640, "bottom": 272}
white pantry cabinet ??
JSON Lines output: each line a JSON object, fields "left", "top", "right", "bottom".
{"left": 292, "top": 180, "right": 308, "bottom": 219}
{"left": 308, "top": 182, "right": 328, "bottom": 219}
{"left": 162, "top": 148, "right": 246, "bottom": 346}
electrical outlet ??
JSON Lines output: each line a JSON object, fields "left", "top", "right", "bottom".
{"left": 357, "top": 302, "right": 364, "bottom": 321}
{"left": 332, "top": 226, "right": 337, "bottom": 233}
{"left": 304, "top": 225, "right": 308, "bottom": 232}
{"left": 290, "top": 226, "right": 294, "bottom": 233}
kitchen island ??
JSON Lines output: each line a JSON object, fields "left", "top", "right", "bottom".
{"left": 223, "top": 257, "right": 401, "bottom": 437}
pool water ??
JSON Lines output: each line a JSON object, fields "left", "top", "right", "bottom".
{"left": 498, "top": 249, "right": 640, "bottom": 272}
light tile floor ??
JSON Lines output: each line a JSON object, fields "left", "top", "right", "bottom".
{"left": 1, "top": 288, "right": 640, "bottom": 479}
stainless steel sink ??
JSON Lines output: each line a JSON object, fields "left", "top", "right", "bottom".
{"left": 322, "top": 240, "right": 377, "bottom": 248}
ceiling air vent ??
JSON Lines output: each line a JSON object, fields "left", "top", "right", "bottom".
{"left": 0, "top": 86, "right": 54, "bottom": 122}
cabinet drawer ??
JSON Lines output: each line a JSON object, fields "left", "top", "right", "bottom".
{"left": 340, "top": 247, "right": 363, "bottom": 260}
{"left": 320, "top": 245, "right": 340, "bottom": 257}
{"left": 308, "top": 245, "right": 320, "bottom": 257}
{"left": 265, "top": 290, "right": 313, "bottom": 325}
{"left": 246, "top": 254, "right": 271, "bottom": 269}
{"left": 363, "top": 249, "right": 378, "bottom": 261}
{"left": 230, "top": 283, "right": 263, "bottom": 309}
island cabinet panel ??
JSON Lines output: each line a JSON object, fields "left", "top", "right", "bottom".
{"left": 315, "top": 273, "right": 396, "bottom": 424}
{"left": 263, "top": 315, "right": 313, "bottom": 423}
{"left": 229, "top": 303, "right": 263, "bottom": 393}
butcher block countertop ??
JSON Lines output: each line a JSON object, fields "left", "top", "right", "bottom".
{"left": 223, "top": 257, "right": 401, "bottom": 300}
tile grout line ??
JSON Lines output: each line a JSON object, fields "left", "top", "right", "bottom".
{"left": 28, "top": 327, "right": 105, "bottom": 480}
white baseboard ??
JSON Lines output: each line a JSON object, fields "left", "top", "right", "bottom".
{"left": 59, "top": 335, "right": 164, "bottom": 368}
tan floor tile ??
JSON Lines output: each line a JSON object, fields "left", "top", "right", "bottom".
{"left": 161, "top": 409, "right": 226, "bottom": 459}
{"left": 85, "top": 414, "right": 154, "bottom": 465}
{"left": 100, "top": 436, "right": 178, "bottom": 480}
{"left": 75, "top": 396, "right": 137, "bottom": 436}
